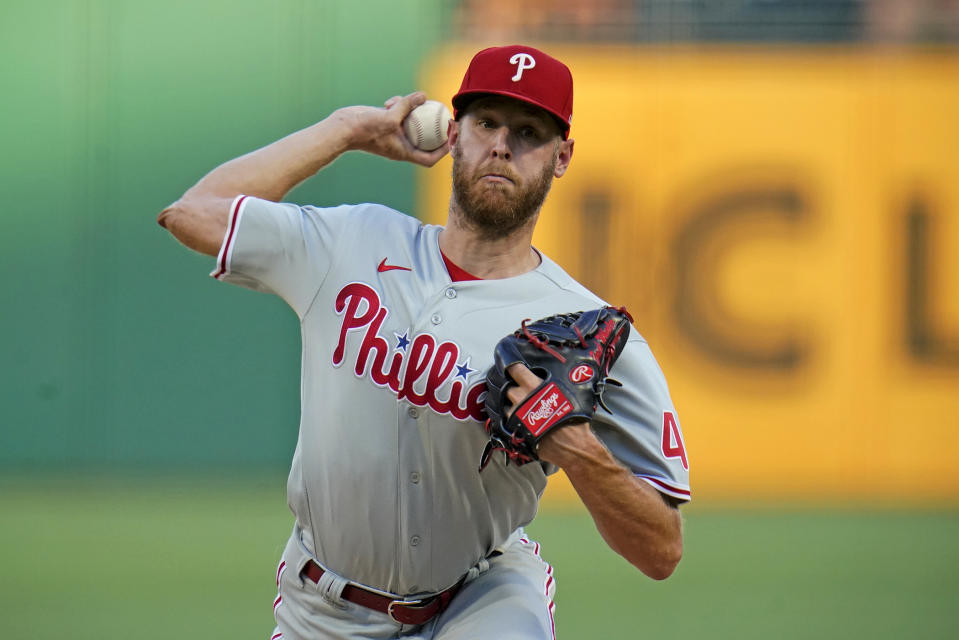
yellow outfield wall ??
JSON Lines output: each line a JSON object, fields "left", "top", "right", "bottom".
{"left": 417, "top": 45, "right": 959, "bottom": 504}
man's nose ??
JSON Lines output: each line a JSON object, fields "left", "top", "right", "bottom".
{"left": 490, "top": 127, "right": 511, "bottom": 160}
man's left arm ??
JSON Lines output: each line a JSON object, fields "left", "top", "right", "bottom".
{"left": 506, "top": 364, "right": 683, "bottom": 580}
{"left": 537, "top": 422, "right": 683, "bottom": 580}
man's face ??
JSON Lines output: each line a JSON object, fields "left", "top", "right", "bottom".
{"left": 450, "top": 96, "right": 572, "bottom": 239}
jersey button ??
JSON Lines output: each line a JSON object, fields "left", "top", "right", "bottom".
{"left": 445, "top": 288, "right": 457, "bottom": 299}
{"left": 410, "top": 535, "right": 421, "bottom": 547}
{"left": 430, "top": 313, "right": 442, "bottom": 325}
{"left": 407, "top": 407, "right": 419, "bottom": 419}
{"left": 410, "top": 471, "right": 421, "bottom": 484}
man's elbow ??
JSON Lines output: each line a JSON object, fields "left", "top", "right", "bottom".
{"left": 158, "top": 191, "right": 209, "bottom": 230}
{"left": 157, "top": 197, "right": 197, "bottom": 233}
{"left": 155, "top": 196, "right": 228, "bottom": 257}
{"left": 646, "top": 540, "right": 683, "bottom": 581}
{"left": 631, "top": 537, "right": 682, "bottom": 581}
{"left": 157, "top": 203, "right": 177, "bottom": 230}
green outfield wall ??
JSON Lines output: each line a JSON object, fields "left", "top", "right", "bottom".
{"left": 1, "top": 0, "right": 449, "bottom": 468}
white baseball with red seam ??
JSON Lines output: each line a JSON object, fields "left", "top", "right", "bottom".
{"left": 402, "top": 100, "right": 452, "bottom": 151}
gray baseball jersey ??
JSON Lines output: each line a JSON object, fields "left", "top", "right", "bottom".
{"left": 212, "top": 195, "right": 690, "bottom": 596}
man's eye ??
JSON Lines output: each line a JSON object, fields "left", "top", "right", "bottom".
{"left": 478, "top": 119, "right": 493, "bottom": 128}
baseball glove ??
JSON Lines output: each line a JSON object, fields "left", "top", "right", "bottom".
{"left": 479, "top": 306, "right": 633, "bottom": 471}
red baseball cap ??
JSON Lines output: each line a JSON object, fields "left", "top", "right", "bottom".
{"left": 452, "top": 45, "right": 574, "bottom": 139}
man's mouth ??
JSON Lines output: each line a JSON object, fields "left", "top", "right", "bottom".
{"left": 480, "top": 173, "right": 514, "bottom": 185}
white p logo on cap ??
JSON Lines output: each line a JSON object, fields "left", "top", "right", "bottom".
{"left": 509, "top": 53, "right": 536, "bottom": 82}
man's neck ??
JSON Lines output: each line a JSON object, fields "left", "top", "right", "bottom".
{"left": 439, "top": 210, "right": 542, "bottom": 280}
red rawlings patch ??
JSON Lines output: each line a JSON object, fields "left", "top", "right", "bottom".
{"left": 518, "top": 383, "right": 573, "bottom": 437}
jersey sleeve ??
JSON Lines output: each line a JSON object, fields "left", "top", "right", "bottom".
{"left": 592, "top": 334, "right": 691, "bottom": 503}
{"left": 210, "top": 195, "right": 353, "bottom": 318}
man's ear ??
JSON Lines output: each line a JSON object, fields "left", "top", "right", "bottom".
{"left": 554, "top": 138, "right": 574, "bottom": 178}
{"left": 447, "top": 119, "right": 460, "bottom": 150}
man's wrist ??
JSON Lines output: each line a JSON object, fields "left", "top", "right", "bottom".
{"left": 537, "top": 421, "right": 600, "bottom": 470}
{"left": 321, "top": 108, "right": 366, "bottom": 154}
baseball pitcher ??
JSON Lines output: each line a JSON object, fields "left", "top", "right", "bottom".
{"left": 158, "top": 45, "right": 690, "bottom": 640}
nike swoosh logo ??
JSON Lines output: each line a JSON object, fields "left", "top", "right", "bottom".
{"left": 378, "top": 258, "right": 412, "bottom": 273}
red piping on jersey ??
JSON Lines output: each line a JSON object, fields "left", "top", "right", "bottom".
{"left": 441, "top": 251, "right": 482, "bottom": 282}
{"left": 639, "top": 475, "right": 691, "bottom": 499}
{"left": 213, "top": 195, "right": 247, "bottom": 279}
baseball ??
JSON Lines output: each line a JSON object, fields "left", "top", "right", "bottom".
{"left": 403, "top": 100, "right": 452, "bottom": 151}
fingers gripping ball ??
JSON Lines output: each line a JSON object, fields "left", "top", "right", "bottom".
{"left": 479, "top": 306, "right": 634, "bottom": 471}
{"left": 403, "top": 100, "right": 452, "bottom": 151}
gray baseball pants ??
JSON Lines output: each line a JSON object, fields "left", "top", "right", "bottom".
{"left": 270, "top": 527, "right": 557, "bottom": 640}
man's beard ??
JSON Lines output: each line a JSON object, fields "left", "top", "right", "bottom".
{"left": 451, "top": 145, "right": 556, "bottom": 240}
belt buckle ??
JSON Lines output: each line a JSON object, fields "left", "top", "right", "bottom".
{"left": 387, "top": 597, "right": 431, "bottom": 624}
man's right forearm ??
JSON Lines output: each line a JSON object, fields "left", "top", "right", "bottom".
{"left": 185, "top": 112, "right": 356, "bottom": 204}
{"left": 158, "top": 93, "right": 445, "bottom": 257}
{"left": 157, "top": 111, "right": 357, "bottom": 256}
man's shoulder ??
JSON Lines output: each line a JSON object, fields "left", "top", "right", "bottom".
{"left": 533, "top": 252, "right": 607, "bottom": 306}
{"left": 303, "top": 202, "right": 422, "bottom": 226}
{"left": 531, "top": 252, "right": 651, "bottom": 344}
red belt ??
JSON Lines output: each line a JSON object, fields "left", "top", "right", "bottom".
{"left": 302, "top": 560, "right": 464, "bottom": 626}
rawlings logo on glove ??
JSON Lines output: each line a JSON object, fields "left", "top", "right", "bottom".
{"left": 519, "top": 384, "right": 572, "bottom": 436}
{"left": 479, "top": 306, "right": 633, "bottom": 471}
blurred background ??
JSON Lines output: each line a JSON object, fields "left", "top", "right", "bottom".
{"left": 2, "top": 1, "right": 957, "bottom": 638}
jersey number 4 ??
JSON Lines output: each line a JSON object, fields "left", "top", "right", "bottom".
{"left": 661, "top": 411, "right": 688, "bottom": 470}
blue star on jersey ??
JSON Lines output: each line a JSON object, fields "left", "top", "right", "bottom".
{"left": 395, "top": 331, "right": 410, "bottom": 351}
{"left": 455, "top": 358, "right": 475, "bottom": 380}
